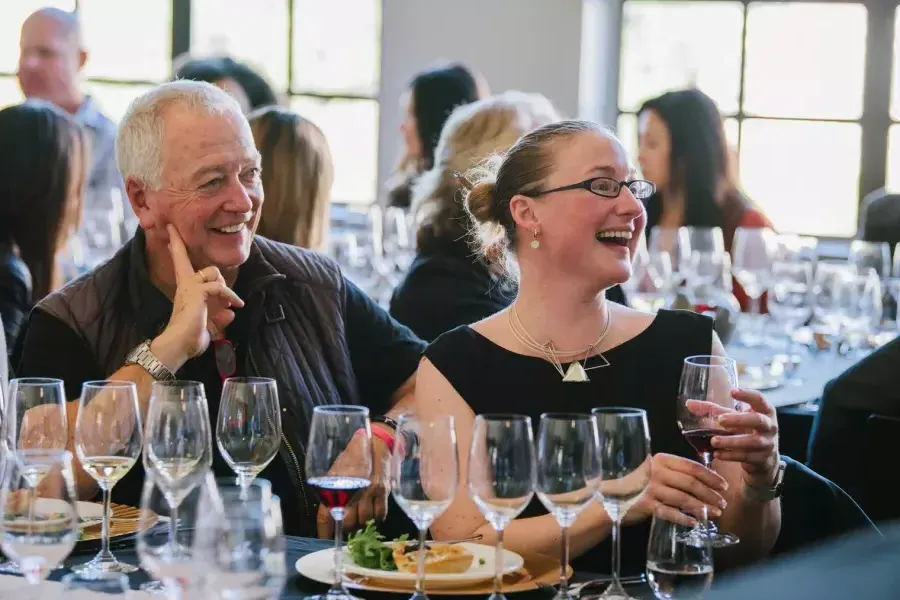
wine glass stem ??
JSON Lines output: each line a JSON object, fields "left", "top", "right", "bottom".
{"left": 415, "top": 527, "right": 427, "bottom": 595}
{"left": 493, "top": 528, "right": 504, "bottom": 595}
{"left": 99, "top": 484, "right": 113, "bottom": 561}
{"left": 559, "top": 525, "right": 569, "bottom": 592}
{"left": 332, "top": 509, "right": 345, "bottom": 589}
{"left": 610, "top": 519, "right": 621, "bottom": 589}
{"left": 168, "top": 504, "right": 179, "bottom": 552}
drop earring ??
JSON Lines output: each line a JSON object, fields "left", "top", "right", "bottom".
{"left": 530, "top": 229, "right": 540, "bottom": 249}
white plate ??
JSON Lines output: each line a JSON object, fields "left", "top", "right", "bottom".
{"left": 296, "top": 543, "right": 524, "bottom": 590}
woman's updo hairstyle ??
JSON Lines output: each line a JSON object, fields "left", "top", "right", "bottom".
{"left": 463, "top": 119, "right": 609, "bottom": 277}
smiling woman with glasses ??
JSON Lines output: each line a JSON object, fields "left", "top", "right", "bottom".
{"left": 411, "top": 119, "right": 782, "bottom": 582}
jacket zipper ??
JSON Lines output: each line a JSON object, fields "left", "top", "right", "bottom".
{"left": 248, "top": 347, "right": 310, "bottom": 517}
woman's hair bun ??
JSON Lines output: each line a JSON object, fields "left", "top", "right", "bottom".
{"left": 464, "top": 179, "right": 497, "bottom": 226}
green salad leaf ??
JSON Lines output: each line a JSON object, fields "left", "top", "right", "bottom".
{"left": 346, "top": 520, "right": 409, "bottom": 570}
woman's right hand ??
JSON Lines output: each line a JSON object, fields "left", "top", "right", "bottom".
{"left": 624, "top": 453, "right": 729, "bottom": 527}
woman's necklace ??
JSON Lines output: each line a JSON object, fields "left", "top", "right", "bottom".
{"left": 508, "top": 303, "right": 612, "bottom": 383}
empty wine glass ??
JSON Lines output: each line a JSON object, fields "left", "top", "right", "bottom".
{"left": 732, "top": 227, "right": 777, "bottom": 321}
{"left": 0, "top": 449, "right": 79, "bottom": 586}
{"left": 194, "top": 478, "right": 287, "bottom": 599}
{"left": 536, "top": 414, "right": 601, "bottom": 600}
{"left": 6, "top": 378, "right": 67, "bottom": 450}
{"left": 646, "top": 510, "right": 713, "bottom": 600}
{"left": 676, "top": 356, "right": 740, "bottom": 548}
{"left": 590, "top": 408, "right": 652, "bottom": 600}
{"left": 216, "top": 377, "right": 282, "bottom": 491}
{"left": 626, "top": 239, "right": 674, "bottom": 313}
{"left": 391, "top": 415, "right": 459, "bottom": 600}
{"left": 144, "top": 381, "right": 213, "bottom": 562}
{"left": 305, "top": 406, "right": 374, "bottom": 600}
{"left": 768, "top": 262, "right": 813, "bottom": 384}
{"left": 62, "top": 572, "right": 131, "bottom": 596}
{"left": 138, "top": 470, "right": 219, "bottom": 598}
{"left": 648, "top": 227, "right": 690, "bottom": 280}
{"left": 812, "top": 260, "right": 855, "bottom": 334}
{"left": 848, "top": 240, "right": 891, "bottom": 279}
{"left": 74, "top": 381, "right": 143, "bottom": 575}
{"left": 468, "top": 415, "right": 536, "bottom": 600}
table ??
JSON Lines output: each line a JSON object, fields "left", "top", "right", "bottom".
{"left": 1, "top": 537, "right": 653, "bottom": 599}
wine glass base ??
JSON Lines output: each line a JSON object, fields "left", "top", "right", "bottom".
{"left": 306, "top": 592, "right": 365, "bottom": 600}
{"left": 583, "top": 589, "right": 639, "bottom": 600}
{"left": 72, "top": 556, "right": 140, "bottom": 576}
{"left": 139, "top": 581, "right": 167, "bottom": 597}
{"left": 0, "top": 561, "right": 19, "bottom": 574}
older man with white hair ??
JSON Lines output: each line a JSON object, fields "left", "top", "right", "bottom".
{"left": 14, "top": 80, "right": 424, "bottom": 547}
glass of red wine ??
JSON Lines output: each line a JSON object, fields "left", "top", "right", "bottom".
{"left": 677, "top": 355, "right": 740, "bottom": 548}
{"left": 305, "top": 405, "right": 374, "bottom": 600}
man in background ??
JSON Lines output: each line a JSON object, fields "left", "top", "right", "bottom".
{"left": 18, "top": 7, "right": 137, "bottom": 250}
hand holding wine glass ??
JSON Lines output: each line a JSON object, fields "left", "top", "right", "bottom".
{"left": 216, "top": 377, "right": 282, "bottom": 490}
{"left": 305, "top": 405, "right": 374, "bottom": 600}
{"left": 74, "top": 381, "right": 143, "bottom": 575}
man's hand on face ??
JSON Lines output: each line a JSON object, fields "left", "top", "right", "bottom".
{"left": 150, "top": 225, "right": 245, "bottom": 373}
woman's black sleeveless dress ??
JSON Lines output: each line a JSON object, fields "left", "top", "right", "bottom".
{"left": 424, "top": 309, "right": 713, "bottom": 576}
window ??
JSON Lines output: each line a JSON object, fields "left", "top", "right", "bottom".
{"left": 191, "top": 0, "right": 382, "bottom": 205}
{"left": 619, "top": 1, "right": 871, "bottom": 238}
{"left": 885, "top": 9, "right": 900, "bottom": 192}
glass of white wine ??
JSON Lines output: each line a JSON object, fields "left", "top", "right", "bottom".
{"left": 646, "top": 510, "right": 713, "bottom": 600}
{"left": 73, "top": 380, "right": 143, "bottom": 575}
{"left": 215, "top": 377, "right": 281, "bottom": 491}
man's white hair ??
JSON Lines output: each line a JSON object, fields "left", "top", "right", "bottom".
{"left": 116, "top": 80, "right": 246, "bottom": 190}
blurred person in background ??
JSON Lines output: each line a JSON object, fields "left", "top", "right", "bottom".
{"left": 637, "top": 89, "right": 771, "bottom": 310}
{"left": 0, "top": 100, "right": 88, "bottom": 351}
{"left": 18, "top": 7, "right": 135, "bottom": 240}
{"left": 385, "top": 62, "right": 487, "bottom": 208}
{"left": 173, "top": 54, "right": 279, "bottom": 114}
{"left": 249, "top": 106, "right": 334, "bottom": 250}
{"left": 390, "top": 91, "right": 567, "bottom": 341}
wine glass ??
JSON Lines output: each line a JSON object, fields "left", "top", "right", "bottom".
{"left": 536, "top": 414, "right": 601, "bottom": 600}
{"left": 648, "top": 227, "right": 690, "bottom": 280}
{"left": 305, "top": 405, "right": 374, "bottom": 600}
{"left": 216, "top": 377, "right": 282, "bottom": 491}
{"left": 138, "top": 470, "right": 218, "bottom": 598}
{"left": 467, "top": 414, "right": 536, "bottom": 600}
{"left": 848, "top": 240, "right": 891, "bottom": 279}
{"left": 590, "top": 408, "right": 652, "bottom": 600}
{"left": 73, "top": 381, "right": 143, "bottom": 575}
{"left": 732, "top": 227, "right": 777, "bottom": 323}
{"left": 390, "top": 415, "right": 459, "bottom": 600}
{"left": 0, "top": 449, "right": 79, "bottom": 586}
{"left": 677, "top": 356, "right": 740, "bottom": 548}
{"left": 812, "top": 260, "right": 855, "bottom": 334}
{"left": 5, "top": 378, "right": 67, "bottom": 450}
{"left": 194, "top": 478, "right": 287, "bottom": 599}
{"left": 61, "top": 572, "right": 131, "bottom": 596}
{"left": 144, "top": 381, "right": 213, "bottom": 562}
{"left": 626, "top": 239, "right": 674, "bottom": 313}
{"left": 646, "top": 510, "right": 713, "bottom": 600}
{"left": 0, "top": 378, "right": 67, "bottom": 575}
{"left": 768, "top": 262, "right": 813, "bottom": 384}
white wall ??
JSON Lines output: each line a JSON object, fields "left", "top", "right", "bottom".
{"left": 377, "top": 0, "right": 590, "bottom": 200}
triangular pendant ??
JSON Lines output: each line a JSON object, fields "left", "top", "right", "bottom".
{"left": 562, "top": 362, "right": 590, "bottom": 382}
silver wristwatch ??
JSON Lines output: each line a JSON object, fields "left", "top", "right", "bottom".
{"left": 124, "top": 340, "right": 176, "bottom": 381}
{"left": 742, "top": 460, "right": 786, "bottom": 503}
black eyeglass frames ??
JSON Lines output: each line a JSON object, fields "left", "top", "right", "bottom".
{"left": 531, "top": 177, "right": 656, "bottom": 200}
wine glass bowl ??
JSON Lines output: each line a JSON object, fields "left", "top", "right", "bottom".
{"left": 646, "top": 511, "right": 714, "bottom": 600}
{"left": 215, "top": 376, "right": 282, "bottom": 490}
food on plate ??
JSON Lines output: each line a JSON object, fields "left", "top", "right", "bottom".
{"left": 392, "top": 542, "right": 474, "bottom": 574}
{"left": 346, "top": 520, "right": 409, "bottom": 571}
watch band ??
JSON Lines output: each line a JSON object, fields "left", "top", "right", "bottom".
{"left": 124, "top": 340, "right": 176, "bottom": 381}
{"left": 742, "top": 460, "right": 786, "bottom": 503}
{"left": 371, "top": 415, "right": 400, "bottom": 432}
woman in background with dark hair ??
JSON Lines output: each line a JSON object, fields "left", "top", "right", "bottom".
{"left": 637, "top": 89, "right": 771, "bottom": 309}
{"left": 386, "top": 62, "right": 487, "bottom": 207}
{"left": 0, "top": 100, "right": 87, "bottom": 350}
{"left": 173, "top": 54, "right": 279, "bottom": 113}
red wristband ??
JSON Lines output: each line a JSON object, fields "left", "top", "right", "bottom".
{"left": 368, "top": 424, "right": 395, "bottom": 453}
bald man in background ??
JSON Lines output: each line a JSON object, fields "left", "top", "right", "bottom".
{"left": 18, "top": 7, "right": 137, "bottom": 255}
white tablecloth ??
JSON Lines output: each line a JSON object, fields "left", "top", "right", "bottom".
{"left": 0, "top": 574, "right": 154, "bottom": 598}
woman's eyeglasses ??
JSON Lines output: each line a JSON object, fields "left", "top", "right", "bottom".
{"left": 531, "top": 177, "right": 656, "bottom": 200}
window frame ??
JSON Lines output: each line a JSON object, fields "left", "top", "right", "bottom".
{"left": 0, "top": 0, "right": 382, "bottom": 205}
{"left": 616, "top": 0, "right": 899, "bottom": 239}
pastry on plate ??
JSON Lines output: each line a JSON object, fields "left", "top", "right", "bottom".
{"left": 392, "top": 543, "right": 475, "bottom": 574}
